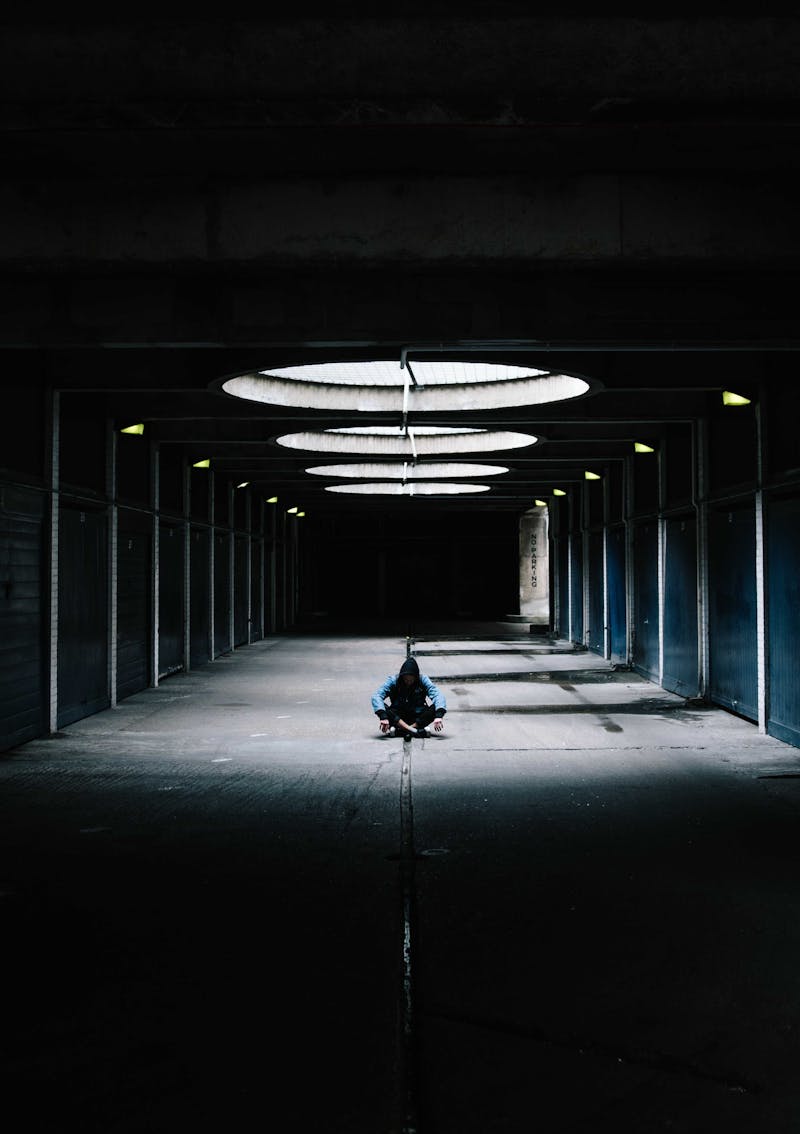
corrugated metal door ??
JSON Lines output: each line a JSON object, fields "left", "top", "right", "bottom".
{"left": 662, "top": 514, "right": 699, "bottom": 697}
{"left": 708, "top": 503, "right": 757, "bottom": 720}
{"left": 250, "top": 538, "right": 262, "bottom": 641}
{"left": 158, "top": 523, "right": 183, "bottom": 677}
{"left": 633, "top": 521, "right": 659, "bottom": 681}
{"left": 214, "top": 531, "right": 231, "bottom": 656}
{"left": 58, "top": 504, "right": 109, "bottom": 727}
{"left": 234, "top": 534, "right": 248, "bottom": 646}
{"left": 0, "top": 488, "right": 44, "bottom": 750}
{"left": 189, "top": 527, "right": 210, "bottom": 668}
{"left": 569, "top": 534, "right": 583, "bottom": 643}
{"left": 587, "top": 530, "right": 604, "bottom": 654}
{"left": 767, "top": 494, "right": 800, "bottom": 746}
{"left": 607, "top": 525, "right": 626, "bottom": 663}
{"left": 557, "top": 535, "right": 569, "bottom": 639}
{"left": 117, "top": 522, "right": 150, "bottom": 701}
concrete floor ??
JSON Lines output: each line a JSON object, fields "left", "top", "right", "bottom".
{"left": 2, "top": 623, "right": 800, "bottom": 1132}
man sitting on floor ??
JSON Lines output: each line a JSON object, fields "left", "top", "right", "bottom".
{"left": 371, "top": 655, "right": 446, "bottom": 739}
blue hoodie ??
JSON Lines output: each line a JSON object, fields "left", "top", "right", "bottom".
{"left": 371, "top": 655, "right": 447, "bottom": 720}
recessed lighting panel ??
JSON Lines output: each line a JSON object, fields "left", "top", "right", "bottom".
{"left": 276, "top": 428, "right": 537, "bottom": 456}
{"left": 325, "top": 482, "right": 491, "bottom": 496}
{"left": 223, "top": 360, "right": 590, "bottom": 412}
{"left": 306, "top": 462, "right": 508, "bottom": 479}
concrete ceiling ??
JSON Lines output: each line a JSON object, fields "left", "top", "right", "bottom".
{"left": 2, "top": 17, "right": 798, "bottom": 512}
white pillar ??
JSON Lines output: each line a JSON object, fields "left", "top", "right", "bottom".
{"left": 107, "top": 420, "right": 118, "bottom": 708}
{"left": 518, "top": 507, "right": 549, "bottom": 625}
{"left": 150, "top": 441, "right": 160, "bottom": 687}
{"left": 48, "top": 389, "right": 60, "bottom": 733}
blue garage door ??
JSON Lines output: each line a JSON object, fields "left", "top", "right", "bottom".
{"left": 607, "top": 526, "right": 627, "bottom": 663}
{"left": 569, "top": 533, "right": 583, "bottom": 644}
{"left": 767, "top": 494, "right": 800, "bottom": 747}
{"left": 663, "top": 515, "right": 699, "bottom": 697}
{"left": 708, "top": 503, "right": 757, "bottom": 720}
{"left": 0, "top": 488, "right": 45, "bottom": 750}
{"left": 633, "top": 521, "right": 659, "bottom": 682}
{"left": 587, "top": 530, "right": 605, "bottom": 655}
{"left": 58, "top": 505, "right": 109, "bottom": 727}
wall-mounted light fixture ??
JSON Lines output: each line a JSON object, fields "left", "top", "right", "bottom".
{"left": 120, "top": 423, "right": 144, "bottom": 435}
{"left": 287, "top": 506, "right": 298, "bottom": 514}
{"left": 722, "top": 390, "right": 751, "bottom": 407}
{"left": 553, "top": 488, "right": 567, "bottom": 496}
{"left": 192, "top": 458, "right": 211, "bottom": 469}
{"left": 534, "top": 499, "right": 548, "bottom": 507}
{"left": 266, "top": 496, "right": 278, "bottom": 504}
{"left": 634, "top": 442, "right": 655, "bottom": 453}
{"left": 584, "top": 471, "right": 602, "bottom": 480}
{"left": 298, "top": 511, "right": 306, "bottom": 518}
{"left": 236, "top": 481, "right": 249, "bottom": 488}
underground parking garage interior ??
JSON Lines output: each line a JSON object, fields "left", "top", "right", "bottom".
{"left": 3, "top": 15, "right": 800, "bottom": 1134}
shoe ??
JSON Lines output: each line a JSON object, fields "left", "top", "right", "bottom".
{"left": 415, "top": 728, "right": 430, "bottom": 739}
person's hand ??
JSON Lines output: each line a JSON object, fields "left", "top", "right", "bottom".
{"left": 433, "top": 717, "right": 444, "bottom": 732}
{"left": 379, "top": 719, "right": 391, "bottom": 734}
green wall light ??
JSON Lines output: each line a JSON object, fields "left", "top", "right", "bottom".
{"left": 722, "top": 390, "right": 751, "bottom": 406}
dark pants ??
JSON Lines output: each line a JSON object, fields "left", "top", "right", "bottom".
{"left": 386, "top": 704, "right": 436, "bottom": 729}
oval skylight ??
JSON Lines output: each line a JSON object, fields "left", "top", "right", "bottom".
{"left": 325, "top": 481, "right": 492, "bottom": 496}
{"left": 275, "top": 427, "right": 538, "bottom": 456}
{"left": 223, "top": 360, "right": 589, "bottom": 412}
{"left": 306, "top": 462, "right": 509, "bottom": 479}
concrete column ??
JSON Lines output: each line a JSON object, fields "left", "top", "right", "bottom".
{"left": 228, "top": 484, "right": 235, "bottom": 651}
{"left": 183, "top": 463, "right": 191, "bottom": 672}
{"left": 694, "top": 420, "right": 710, "bottom": 698}
{"left": 47, "top": 389, "right": 60, "bottom": 733}
{"left": 208, "top": 473, "right": 215, "bottom": 660}
{"left": 657, "top": 445, "right": 665, "bottom": 687}
{"left": 602, "top": 475, "right": 610, "bottom": 660}
{"left": 624, "top": 454, "right": 635, "bottom": 667}
{"left": 582, "top": 486, "right": 590, "bottom": 647}
{"left": 518, "top": 507, "right": 549, "bottom": 625}
{"left": 245, "top": 489, "right": 253, "bottom": 645}
{"left": 106, "top": 420, "right": 118, "bottom": 708}
{"left": 150, "top": 441, "right": 160, "bottom": 687}
{"left": 755, "top": 402, "right": 768, "bottom": 733}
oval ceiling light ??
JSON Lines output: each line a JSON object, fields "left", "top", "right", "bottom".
{"left": 305, "top": 462, "right": 508, "bottom": 479}
{"left": 223, "top": 360, "right": 590, "bottom": 412}
{"left": 325, "top": 482, "right": 491, "bottom": 496}
{"left": 275, "top": 427, "right": 538, "bottom": 457}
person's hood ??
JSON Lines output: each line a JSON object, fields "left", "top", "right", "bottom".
{"left": 399, "top": 656, "right": 420, "bottom": 682}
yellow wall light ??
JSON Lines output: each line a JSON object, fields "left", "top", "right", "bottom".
{"left": 236, "top": 481, "right": 249, "bottom": 488}
{"left": 120, "top": 423, "right": 144, "bottom": 435}
{"left": 584, "top": 470, "right": 602, "bottom": 481}
{"left": 534, "top": 499, "right": 548, "bottom": 507}
{"left": 192, "top": 458, "right": 211, "bottom": 469}
{"left": 634, "top": 442, "right": 655, "bottom": 453}
{"left": 287, "top": 506, "right": 298, "bottom": 514}
{"left": 297, "top": 511, "right": 306, "bottom": 517}
{"left": 266, "top": 496, "right": 278, "bottom": 504}
{"left": 722, "top": 390, "right": 751, "bottom": 407}
{"left": 553, "top": 488, "right": 567, "bottom": 497}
